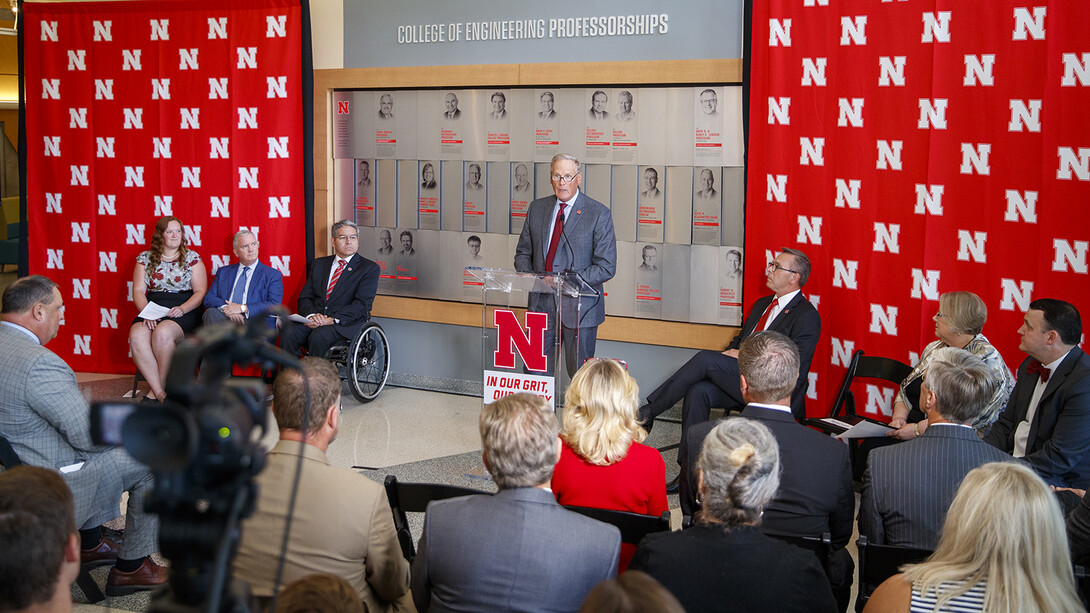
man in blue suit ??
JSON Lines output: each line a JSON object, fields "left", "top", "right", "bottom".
{"left": 203, "top": 230, "right": 284, "bottom": 326}
{"left": 515, "top": 153, "right": 617, "bottom": 377}
{"left": 284, "top": 220, "right": 380, "bottom": 359}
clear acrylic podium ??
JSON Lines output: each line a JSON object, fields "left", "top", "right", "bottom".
{"left": 464, "top": 267, "right": 600, "bottom": 409}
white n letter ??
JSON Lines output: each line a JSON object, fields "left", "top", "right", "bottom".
{"left": 957, "top": 230, "right": 988, "bottom": 262}
{"left": 1004, "top": 189, "right": 1038, "bottom": 223}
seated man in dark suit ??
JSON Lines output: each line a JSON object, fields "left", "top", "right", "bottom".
{"left": 860, "top": 347, "right": 1014, "bottom": 550}
{"left": 0, "top": 276, "right": 165, "bottom": 595}
{"left": 985, "top": 298, "right": 1090, "bottom": 488}
{"left": 638, "top": 248, "right": 820, "bottom": 487}
{"left": 411, "top": 393, "right": 621, "bottom": 612}
{"left": 202, "top": 229, "right": 283, "bottom": 326}
{"left": 681, "top": 331, "right": 853, "bottom": 612}
{"left": 0, "top": 466, "right": 82, "bottom": 613}
{"left": 284, "top": 220, "right": 380, "bottom": 358}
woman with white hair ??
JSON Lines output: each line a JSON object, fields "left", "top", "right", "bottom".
{"left": 629, "top": 418, "right": 836, "bottom": 613}
{"left": 552, "top": 358, "right": 667, "bottom": 571}
{"left": 864, "top": 462, "right": 1084, "bottom": 612}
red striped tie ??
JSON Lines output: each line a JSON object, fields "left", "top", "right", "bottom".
{"left": 326, "top": 259, "right": 346, "bottom": 300}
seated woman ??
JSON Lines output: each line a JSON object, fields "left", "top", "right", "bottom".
{"left": 887, "top": 291, "right": 1014, "bottom": 440}
{"left": 864, "top": 462, "right": 1083, "bottom": 612}
{"left": 551, "top": 358, "right": 667, "bottom": 571}
{"left": 128, "top": 216, "right": 207, "bottom": 401}
{"left": 629, "top": 418, "right": 836, "bottom": 613}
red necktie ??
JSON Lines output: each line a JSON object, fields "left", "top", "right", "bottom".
{"left": 326, "top": 259, "right": 346, "bottom": 300}
{"left": 544, "top": 202, "right": 568, "bottom": 272}
{"left": 1026, "top": 359, "right": 1051, "bottom": 383}
{"left": 754, "top": 298, "right": 778, "bottom": 332}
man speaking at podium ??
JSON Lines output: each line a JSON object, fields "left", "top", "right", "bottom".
{"left": 515, "top": 154, "right": 616, "bottom": 377}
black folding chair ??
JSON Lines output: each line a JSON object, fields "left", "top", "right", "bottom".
{"left": 806, "top": 350, "right": 913, "bottom": 434}
{"left": 0, "top": 434, "right": 106, "bottom": 604}
{"left": 855, "top": 534, "right": 932, "bottom": 611}
{"left": 383, "top": 475, "right": 491, "bottom": 562}
{"left": 563, "top": 505, "right": 671, "bottom": 547}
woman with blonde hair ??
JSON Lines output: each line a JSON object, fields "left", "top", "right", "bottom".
{"left": 551, "top": 358, "right": 667, "bottom": 571}
{"left": 629, "top": 418, "right": 836, "bottom": 612}
{"left": 865, "top": 462, "right": 1084, "bottom": 612}
{"left": 128, "top": 216, "right": 207, "bottom": 401}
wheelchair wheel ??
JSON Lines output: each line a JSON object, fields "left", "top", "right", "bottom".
{"left": 347, "top": 322, "right": 390, "bottom": 403}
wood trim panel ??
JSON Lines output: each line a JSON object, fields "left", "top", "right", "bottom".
{"left": 371, "top": 296, "right": 739, "bottom": 350}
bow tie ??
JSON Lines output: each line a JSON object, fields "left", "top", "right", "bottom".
{"left": 1027, "top": 359, "right": 1051, "bottom": 383}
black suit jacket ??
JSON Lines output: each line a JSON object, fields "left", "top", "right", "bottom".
{"left": 727, "top": 293, "right": 821, "bottom": 419}
{"left": 630, "top": 524, "right": 836, "bottom": 613}
{"left": 683, "top": 405, "right": 853, "bottom": 548}
{"left": 297, "top": 254, "right": 380, "bottom": 340}
{"left": 985, "top": 347, "right": 1090, "bottom": 488}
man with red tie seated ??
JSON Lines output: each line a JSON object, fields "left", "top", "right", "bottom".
{"left": 637, "top": 248, "right": 820, "bottom": 488}
{"left": 985, "top": 298, "right": 1090, "bottom": 489}
{"left": 284, "top": 220, "right": 380, "bottom": 359}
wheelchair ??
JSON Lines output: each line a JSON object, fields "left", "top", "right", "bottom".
{"left": 324, "top": 320, "right": 391, "bottom": 403}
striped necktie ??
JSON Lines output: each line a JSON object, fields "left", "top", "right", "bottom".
{"left": 326, "top": 259, "right": 346, "bottom": 300}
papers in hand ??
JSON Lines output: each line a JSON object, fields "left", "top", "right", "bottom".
{"left": 833, "top": 419, "right": 895, "bottom": 439}
{"left": 138, "top": 302, "right": 171, "bottom": 320}
{"left": 288, "top": 313, "right": 312, "bottom": 324}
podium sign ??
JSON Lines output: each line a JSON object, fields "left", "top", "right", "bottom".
{"left": 466, "top": 267, "right": 598, "bottom": 408}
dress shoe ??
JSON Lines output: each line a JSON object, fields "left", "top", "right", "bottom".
{"left": 666, "top": 475, "right": 680, "bottom": 494}
{"left": 106, "top": 558, "right": 168, "bottom": 596}
{"left": 80, "top": 536, "right": 121, "bottom": 568}
{"left": 638, "top": 404, "right": 654, "bottom": 434}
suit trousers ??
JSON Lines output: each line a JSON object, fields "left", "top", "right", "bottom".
{"left": 541, "top": 310, "right": 597, "bottom": 378}
{"left": 80, "top": 447, "right": 159, "bottom": 560}
{"left": 644, "top": 350, "right": 744, "bottom": 464}
{"left": 283, "top": 324, "right": 349, "bottom": 359}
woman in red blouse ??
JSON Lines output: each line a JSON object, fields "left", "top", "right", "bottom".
{"left": 552, "top": 358, "right": 668, "bottom": 570}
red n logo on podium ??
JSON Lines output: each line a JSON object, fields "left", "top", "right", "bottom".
{"left": 493, "top": 309, "right": 549, "bottom": 372}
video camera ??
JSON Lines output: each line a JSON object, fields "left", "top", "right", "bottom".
{"left": 92, "top": 309, "right": 300, "bottom": 612}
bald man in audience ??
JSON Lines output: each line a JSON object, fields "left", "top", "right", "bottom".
{"left": 0, "top": 275, "right": 165, "bottom": 595}
{"left": 0, "top": 466, "right": 82, "bottom": 613}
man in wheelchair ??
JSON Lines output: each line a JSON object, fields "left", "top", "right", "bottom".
{"left": 285, "top": 220, "right": 380, "bottom": 360}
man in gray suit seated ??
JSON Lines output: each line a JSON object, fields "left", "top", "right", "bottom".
{"left": 411, "top": 392, "right": 621, "bottom": 612}
{"left": 858, "top": 347, "right": 1014, "bottom": 550}
{"left": 0, "top": 275, "right": 165, "bottom": 595}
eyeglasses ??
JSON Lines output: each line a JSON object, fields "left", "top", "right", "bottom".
{"left": 551, "top": 173, "right": 580, "bottom": 184}
{"left": 935, "top": 312, "right": 945, "bottom": 319}
{"left": 767, "top": 261, "right": 798, "bottom": 274}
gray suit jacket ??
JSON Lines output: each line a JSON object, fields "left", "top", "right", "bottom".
{"left": 514, "top": 190, "right": 617, "bottom": 329}
{"left": 410, "top": 487, "right": 621, "bottom": 612}
{"left": 859, "top": 423, "right": 1013, "bottom": 549}
{"left": 0, "top": 322, "right": 157, "bottom": 558}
